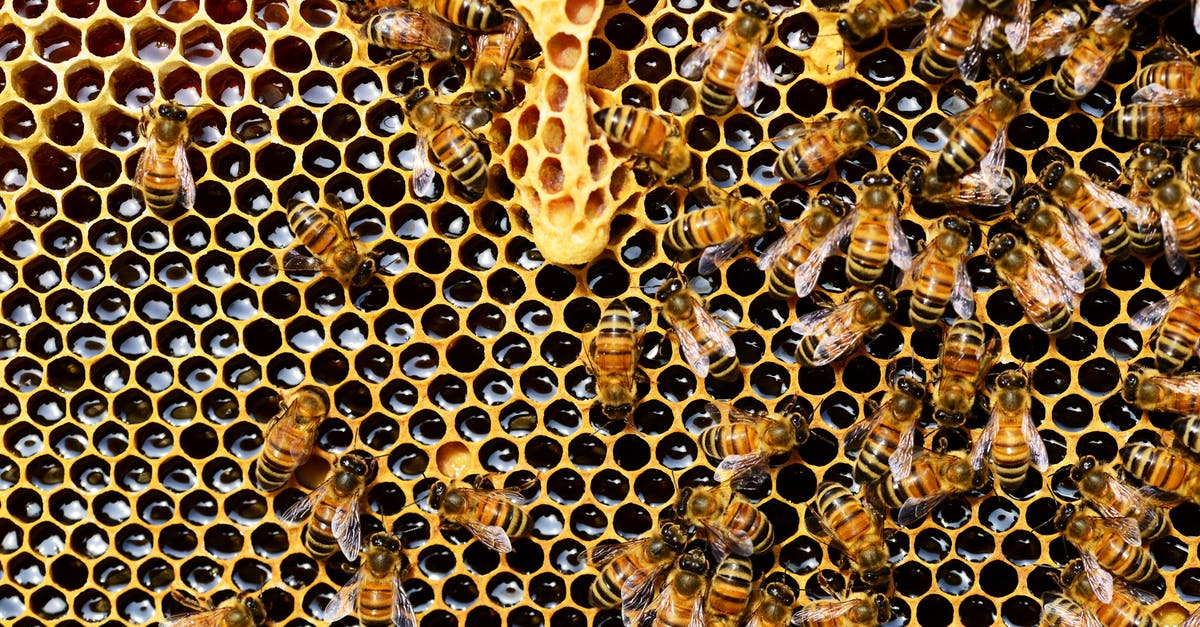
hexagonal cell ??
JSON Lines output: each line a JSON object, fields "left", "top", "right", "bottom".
{"left": 34, "top": 19, "right": 82, "bottom": 63}
{"left": 131, "top": 20, "right": 176, "bottom": 63}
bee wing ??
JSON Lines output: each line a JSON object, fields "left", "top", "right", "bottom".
{"left": 279, "top": 477, "right": 333, "bottom": 523}
{"left": 792, "top": 303, "right": 863, "bottom": 367}
{"left": 1037, "top": 242, "right": 1086, "bottom": 295}
{"left": 1081, "top": 550, "right": 1115, "bottom": 604}
{"left": 680, "top": 28, "right": 728, "bottom": 79}
{"left": 957, "top": 13, "right": 992, "bottom": 82}
{"left": 1022, "top": 408, "right": 1048, "bottom": 472}
{"left": 791, "top": 304, "right": 837, "bottom": 334}
{"left": 1041, "top": 594, "right": 1098, "bottom": 627}
{"left": 133, "top": 137, "right": 157, "bottom": 201}
{"left": 412, "top": 136, "right": 436, "bottom": 197}
{"left": 1114, "top": 580, "right": 1159, "bottom": 605}
{"left": 715, "top": 452, "right": 769, "bottom": 483}
{"left": 951, "top": 260, "right": 975, "bottom": 320}
{"left": 888, "top": 210, "right": 913, "bottom": 271}
{"left": 174, "top": 144, "right": 196, "bottom": 211}
{"left": 699, "top": 302, "right": 736, "bottom": 360}
{"left": 757, "top": 214, "right": 812, "bottom": 271}
{"left": 688, "top": 595, "right": 706, "bottom": 627}
{"left": 1081, "top": 178, "right": 1140, "bottom": 218}
{"left": 588, "top": 537, "right": 643, "bottom": 567}
{"left": 674, "top": 320, "right": 711, "bottom": 379}
{"left": 706, "top": 522, "right": 755, "bottom": 557}
{"left": 1003, "top": 0, "right": 1031, "bottom": 54}
{"left": 392, "top": 571, "right": 418, "bottom": 627}
{"left": 941, "top": 0, "right": 964, "bottom": 18}
{"left": 969, "top": 410, "right": 1000, "bottom": 470}
{"left": 735, "top": 42, "right": 773, "bottom": 107}
{"left": 890, "top": 419, "right": 917, "bottom": 480}
{"left": 1181, "top": 605, "right": 1200, "bottom": 627}
{"left": 770, "top": 116, "right": 844, "bottom": 147}
{"left": 792, "top": 600, "right": 859, "bottom": 624}
{"left": 159, "top": 607, "right": 233, "bottom": 627}
{"left": 465, "top": 521, "right": 514, "bottom": 553}
{"left": 323, "top": 567, "right": 366, "bottom": 621}
{"left": 274, "top": 248, "right": 331, "bottom": 276}
{"left": 1160, "top": 209, "right": 1190, "bottom": 275}
{"left": 843, "top": 410, "right": 885, "bottom": 452}
{"left": 796, "top": 216, "right": 853, "bottom": 298}
{"left": 1013, "top": 257, "right": 1078, "bottom": 334}
{"left": 1099, "top": 515, "right": 1143, "bottom": 548}
{"left": 1058, "top": 204, "right": 1104, "bottom": 269}
{"left": 330, "top": 488, "right": 365, "bottom": 560}
{"left": 1130, "top": 296, "right": 1172, "bottom": 331}
{"left": 620, "top": 561, "right": 670, "bottom": 624}
{"left": 699, "top": 239, "right": 746, "bottom": 275}
{"left": 1150, "top": 372, "right": 1200, "bottom": 397}
{"left": 724, "top": 404, "right": 771, "bottom": 424}
{"left": 898, "top": 491, "right": 949, "bottom": 527}
{"left": 1132, "top": 84, "right": 1200, "bottom": 106}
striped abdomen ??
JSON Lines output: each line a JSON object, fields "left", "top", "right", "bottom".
{"left": 1055, "top": 41, "right": 1113, "bottom": 100}
{"left": 431, "top": 125, "right": 488, "bottom": 198}
{"left": 815, "top": 483, "right": 874, "bottom": 545}
{"left": 705, "top": 555, "right": 753, "bottom": 621}
{"left": 666, "top": 208, "right": 734, "bottom": 255}
{"left": 700, "top": 424, "right": 760, "bottom": 460}
{"left": 1121, "top": 444, "right": 1192, "bottom": 494}
{"left": 305, "top": 496, "right": 343, "bottom": 558}
{"left": 1163, "top": 199, "right": 1200, "bottom": 262}
{"left": 723, "top": 499, "right": 772, "bottom": 555}
{"left": 475, "top": 497, "right": 528, "bottom": 537}
{"left": 1073, "top": 197, "right": 1130, "bottom": 258}
{"left": 431, "top": 0, "right": 502, "bottom": 30}
{"left": 1156, "top": 307, "right": 1200, "bottom": 373}
{"left": 909, "top": 256, "right": 956, "bottom": 327}
{"left": 875, "top": 458, "right": 939, "bottom": 510}
{"left": 682, "top": 316, "right": 738, "bottom": 380}
{"left": 359, "top": 573, "right": 400, "bottom": 626}
{"left": 142, "top": 146, "right": 181, "bottom": 214}
{"left": 364, "top": 10, "right": 460, "bottom": 57}
{"left": 1088, "top": 531, "right": 1156, "bottom": 583}
{"left": 598, "top": 106, "right": 669, "bottom": 161}
{"left": 992, "top": 414, "right": 1032, "bottom": 492}
{"left": 593, "top": 302, "right": 636, "bottom": 378}
{"left": 254, "top": 424, "right": 317, "bottom": 491}
{"left": 938, "top": 115, "right": 999, "bottom": 181}
{"left": 768, "top": 237, "right": 817, "bottom": 299}
{"left": 854, "top": 417, "right": 908, "bottom": 484}
{"left": 1106, "top": 105, "right": 1200, "bottom": 141}
{"left": 846, "top": 219, "right": 889, "bottom": 286}
{"left": 917, "top": 10, "right": 974, "bottom": 80}
{"left": 700, "top": 40, "right": 751, "bottom": 115}
{"left": 1090, "top": 599, "right": 1157, "bottom": 627}
{"left": 289, "top": 205, "right": 340, "bottom": 257}
{"left": 775, "top": 133, "right": 843, "bottom": 182}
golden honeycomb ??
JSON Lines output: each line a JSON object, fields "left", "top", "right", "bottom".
{"left": 1, "top": 0, "right": 1200, "bottom": 625}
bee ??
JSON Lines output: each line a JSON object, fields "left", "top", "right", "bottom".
{"left": 903, "top": 157, "right": 1015, "bottom": 209}
{"left": 757, "top": 194, "right": 852, "bottom": 300}
{"left": 1059, "top": 558, "right": 1161, "bottom": 627}
{"left": 836, "top": 0, "right": 930, "bottom": 45}
{"left": 699, "top": 402, "right": 811, "bottom": 483}
{"left": 845, "top": 375, "right": 925, "bottom": 484}
{"left": 1054, "top": 18, "right": 1132, "bottom": 101}
{"left": 844, "top": 171, "right": 912, "bottom": 288}
{"left": 744, "top": 582, "right": 796, "bottom": 627}
{"left": 406, "top": 0, "right": 504, "bottom": 31}
{"left": 704, "top": 554, "right": 754, "bottom": 627}
{"left": 160, "top": 591, "right": 268, "bottom": 627}
{"left": 969, "top": 369, "right": 1047, "bottom": 494}
{"left": 324, "top": 532, "right": 417, "bottom": 627}
{"left": 275, "top": 200, "right": 378, "bottom": 288}
{"left": 280, "top": 449, "right": 378, "bottom": 560}
{"left": 655, "top": 275, "right": 738, "bottom": 381}
{"left": 1125, "top": 143, "right": 1171, "bottom": 256}
{"left": 986, "top": 232, "right": 1078, "bottom": 336}
{"left": 1105, "top": 98, "right": 1200, "bottom": 142}
{"left": 1134, "top": 59, "right": 1200, "bottom": 102}
{"left": 469, "top": 12, "right": 530, "bottom": 110}
{"left": 933, "top": 319, "right": 997, "bottom": 428}
{"left": 987, "top": 2, "right": 1086, "bottom": 75}
{"left": 641, "top": 549, "right": 709, "bottom": 627}
{"left": 253, "top": 386, "right": 330, "bottom": 492}
{"left": 589, "top": 522, "right": 690, "bottom": 615}
{"left": 773, "top": 106, "right": 885, "bottom": 184}
{"left": 134, "top": 101, "right": 195, "bottom": 216}
{"left": 1123, "top": 367, "right": 1200, "bottom": 416}
{"left": 1069, "top": 455, "right": 1169, "bottom": 541}
{"left": 428, "top": 478, "right": 531, "bottom": 553}
{"left": 665, "top": 188, "right": 780, "bottom": 275}
{"left": 1054, "top": 503, "right": 1158, "bottom": 603}
{"left": 905, "top": 215, "right": 975, "bottom": 327}
{"left": 914, "top": 1, "right": 986, "bottom": 82}
{"left": 1040, "top": 161, "right": 1134, "bottom": 260}
{"left": 1120, "top": 442, "right": 1200, "bottom": 504}
{"left": 404, "top": 87, "right": 490, "bottom": 201}
{"left": 1130, "top": 275, "right": 1200, "bottom": 373}
{"left": 792, "top": 286, "right": 898, "bottom": 368}
{"left": 1038, "top": 593, "right": 1097, "bottom": 627}
{"left": 811, "top": 482, "right": 892, "bottom": 590}
{"left": 584, "top": 299, "right": 641, "bottom": 421}
{"left": 935, "top": 78, "right": 1023, "bottom": 183}
{"left": 791, "top": 592, "right": 891, "bottom": 627}
{"left": 871, "top": 450, "right": 985, "bottom": 526}
{"left": 363, "top": 8, "right": 473, "bottom": 62}
{"left": 675, "top": 482, "right": 773, "bottom": 557}
{"left": 1174, "top": 415, "right": 1200, "bottom": 457}
{"left": 681, "top": 0, "right": 774, "bottom": 116}
{"left": 1148, "top": 165, "right": 1200, "bottom": 275}
{"left": 595, "top": 105, "right": 693, "bottom": 185}
{"left": 1013, "top": 193, "right": 1103, "bottom": 294}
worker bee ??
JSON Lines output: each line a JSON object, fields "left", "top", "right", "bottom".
{"left": 905, "top": 215, "right": 975, "bottom": 327}
{"left": 1125, "top": 143, "right": 1171, "bottom": 256}
{"left": 665, "top": 188, "right": 780, "bottom": 275}
{"left": 1148, "top": 165, "right": 1200, "bottom": 274}
{"left": 914, "top": 0, "right": 986, "bottom": 82}
{"left": 640, "top": 549, "right": 709, "bottom": 627}
{"left": 1038, "top": 593, "right": 1096, "bottom": 627}
{"left": 757, "top": 194, "right": 852, "bottom": 300}
{"left": 1134, "top": 59, "right": 1200, "bottom": 103}
{"left": 280, "top": 449, "right": 378, "bottom": 560}
{"left": 699, "top": 402, "right": 811, "bottom": 483}
{"left": 744, "top": 582, "right": 796, "bottom": 627}
{"left": 1040, "top": 161, "right": 1133, "bottom": 260}
{"left": 704, "top": 554, "right": 754, "bottom": 627}
{"left": 844, "top": 171, "right": 912, "bottom": 288}
{"left": 595, "top": 105, "right": 693, "bottom": 185}
{"left": 402, "top": 0, "right": 504, "bottom": 30}
{"left": 810, "top": 482, "right": 892, "bottom": 590}
{"left": 1120, "top": 442, "right": 1200, "bottom": 504}
{"left": 791, "top": 592, "right": 891, "bottom": 627}
{"left": 903, "top": 154, "right": 1015, "bottom": 209}
{"left": 773, "top": 106, "right": 887, "bottom": 184}
{"left": 404, "top": 87, "right": 491, "bottom": 201}
{"left": 1054, "top": 503, "right": 1158, "bottom": 603}
{"left": 589, "top": 522, "right": 690, "bottom": 615}
{"left": 253, "top": 386, "right": 330, "bottom": 492}
{"left": 469, "top": 12, "right": 530, "bottom": 110}
{"left": 836, "top": 0, "right": 931, "bottom": 45}
{"left": 160, "top": 591, "right": 268, "bottom": 627}
{"left": 933, "top": 319, "right": 997, "bottom": 428}
{"left": 584, "top": 299, "right": 641, "bottom": 421}
{"left": 1123, "top": 367, "right": 1200, "bottom": 416}
{"left": 274, "top": 200, "right": 378, "bottom": 288}
{"left": 681, "top": 0, "right": 774, "bottom": 116}
{"left": 655, "top": 275, "right": 738, "bottom": 381}
{"left": 1105, "top": 98, "right": 1200, "bottom": 142}
{"left": 987, "top": 232, "right": 1078, "bottom": 336}
{"left": 871, "top": 450, "right": 986, "bottom": 526}
{"left": 362, "top": 8, "right": 473, "bottom": 62}
{"left": 935, "top": 78, "right": 1023, "bottom": 183}
{"left": 1069, "top": 455, "right": 1169, "bottom": 541}
{"left": 792, "top": 286, "right": 898, "bottom": 368}
{"left": 1059, "top": 558, "right": 1161, "bottom": 627}
{"left": 324, "top": 532, "right": 416, "bottom": 627}
{"left": 1130, "top": 275, "right": 1200, "bottom": 373}
{"left": 1013, "top": 193, "right": 1103, "bottom": 294}
{"left": 845, "top": 375, "right": 925, "bottom": 484}
{"left": 987, "top": 2, "right": 1086, "bottom": 75}
{"left": 428, "top": 478, "right": 531, "bottom": 553}
{"left": 970, "top": 369, "right": 1047, "bottom": 494}
{"left": 134, "top": 101, "right": 195, "bottom": 216}
{"left": 675, "top": 482, "right": 773, "bottom": 557}
{"left": 1054, "top": 18, "right": 1132, "bottom": 101}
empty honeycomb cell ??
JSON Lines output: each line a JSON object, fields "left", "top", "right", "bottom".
{"left": 14, "top": 62, "right": 58, "bottom": 106}
{"left": 252, "top": 69, "right": 293, "bottom": 108}
{"left": 110, "top": 62, "right": 155, "bottom": 108}
{"left": 272, "top": 36, "right": 312, "bottom": 75}
{"left": 35, "top": 19, "right": 82, "bottom": 64}
{"left": 131, "top": 20, "right": 175, "bottom": 64}
{"left": 227, "top": 27, "right": 265, "bottom": 68}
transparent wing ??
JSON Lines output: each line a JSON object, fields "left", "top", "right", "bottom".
{"left": 898, "top": 492, "right": 948, "bottom": 526}
{"left": 957, "top": 13, "right": 993, "bottom": 82}
{"left": 1130, "top": 296, "right": 1172, "bottom": 331}
{"left": 392, "top": 572, "right": 418, "bottom": 627}
{"left": 588, "top": 537, "right": 644, "bottom": 568}
{"left": 330, "top": 489, "right": 364, "bottom": 561}
{"left": 172, "top": 145, "right": 195, "bottom": 211}
{"left": 1161, "top": 208, "right": 1189, "bottom": 275}
{"left": 941, "top": 0, "right": 964, "bottom": 18}
{"left": 793, "top": 231, "right": 841, "bottom": 298}
{"left": 1022, "top": 409, "right": 1048, "bottom": 471}
{"left": 1041, "top": 594, "right": 1097, "bottom": 627}
{"left": 890, "top": 419, "right": 917, "bottom": 480}
{"left": 459, "top": 485, "right": 529, "bottom": 506}
{"left": 735, "top": 43, "right": 773, "bottom": 107}
{"left": 675, "top": 321, "right": 711, "bottom": 380}
{"left": 695, "top": 303, "right": 736, "bottom": 360}
{"left": 723, "top": 404, "right": 771, "bottom": 424}
{"left": 274, "top": 248, "right": 330, "bottom": 276}
{"left": 791, "top": 304, "right": 838, "bottom": 334}
{"left": 1132, "top": 83, "right": 1200, "bottom": 106}
{"left": 1058, "top": 203, "right": 1104, "bottom": 269}
{"left": 888, "top": 210, "right": 912, "bottom": 271}
{"left": 951, "top": 260, "right": 975, "bottom": 320}
{"left": 680, "top": 29, "right": 728, "bottom": 79}
{"left": 969, "top": 411, "right": 999, "bottom": 470}
{"left": 159, "top": 608, "right": 232, "bottom": 627}
{"left": 772, "top": 116, "right": 846, "bottom": 147}
{"left": 1010, "top": 256, "right": 1077, "bottom": 334}
{"left": 1114, "top": 580, "right": 1159, "bottom": 606}
{"left": 757, "top": 214, "right": 812, "bottom": 272}
{"left": 279, "top": 479, "right": 332, "bottom": 523}
{"left": 706, "top": 521, "right": 754, "bottom": 557}
{"left": 1181, "top": 605, "right": 1200, "bottom": 627}
{"left": 1038, "top": 243, "right": 1086, "bottom": 295}
{"left": 133, "top": 137, "right": 157, "bottom": 201}
{"left": 843, "top": 410, "right": 884, "bottom": 452}
{"left": 699, "top": 239, "right": 745, "bottom": 275}
{"left": 687, "top": 595, "right": 706, "bottom": 627}
{"left": 792, "top": 599, "right": 858, "bottom": 624}
{"left": 466, "top": 521, "right": 514, "bottom": 553}
{"left": 412, "top": 136, "right": 436, "bottom": 197}
{"left": 1003, "top": 0, "right": 1031, "bottom": 54}
{"left": 1081, "top": 178, "right": 1141, "bottom": 218}
{"left": 806, "top": 312, "right": 869, "bottom": 367}
{"left": 1101, "top": 515, "right": 1143, "bottom": 548}
{"left": 620, "top": 561, "right": 669, "bottom": 625}
{"left": 715, "top": 452, "right": 769, "bottom": 483}
{"left": 1150, "top": 373, "right": 1200, "bottom": 396}
{"left": 1081, "top": 550, "right": 1115, "bottom": 604}
{"left": 323, "top": 568, "right": 365, "bottom": 621}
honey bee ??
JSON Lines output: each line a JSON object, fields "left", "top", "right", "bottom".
{"left": 987, "top": 2, "right": 1086, "bottom": 75}
{"left": 410, "top": 0, "right": 504, "bottom": 30}
{"left": 1040, "top": 161, "right": 1134, "bottom": 260}
{"left": 1174, "top": 415, "right": 1200, "bottom": 457}
{"left": 757, "top": 194, "right": 852, "bottom": 300}
{"left": 1054, "top": 503, "right": 1158, "bottom": 603}
{"left": 704, "top": 554, "right": 754, "bottom": 627}
{"left": 324, "top": 532, "right": 416, "bottom": 627}
{"left": 404, "top": 87, "right": 491, "bottom": 200}
{"left": 1134, "top": 59, "right": 1200, "bottom": 102}
{"left": 744, "top": 582, "right": 796, "bottom": 627}
{"left": 699, "top": 402, "right": 811, "bottom": 483}
{"left": 429, "top": 478, "right": 531, "bottom": 553}
{"left": 253, "top": 386, "right": 330, "bottom": 492}
{"left": 871, "top": 450, "right": 985, "bottom": 526}
{"left": 1105, "top": 98, "right": 1200, "bottom": 142}
{"left": 1130, "top": 275, "right": 1200, "bottom": 373}
{"left": 134, "top": 102, "right": 195, "bottom": 216}
{"left": 665, "top": 188, "right": 780, "bottom": 275}
{"left": 987, "top": 232, "right": 1078, "bottom": 336}
{"left": 641, "top": 549, "right": 709, "bottom": 627}
{"left": 903, "top": 152, "right": 1015, "bottom": 209}
{"left": 274, "top": 200, "right": 378, "bottom": 288}
{"left": 905, "top": 215, "right": 975, "bottom": 327}
{"left": 935, "top": 78, "right": 1023, "bottom": 183}
{"left": 595, "top": 105, "right": 693, "bottom": 185}
{"left": 469, "top": 12, "right": 530, "bottom": 110}
{"left": 933, "top": 319, "right": 997, "bottom": 428}
{"left": 811, "top": 482, "right": 892, "bottom": 590}
{"left": 1125, "top": 143, "right": 1171, "bottom": 256}
{"left": 1123, "top": 367, "right": 1200, "bottom": 416}
{"left": 589, "top": 522, "right": 690, "bottom": 616}
{"left": 1038, "top": 593, "right": 1097, "bottom": 627}
{"left": 845, "top": 375, "right": 925, "bottom": 484}
{"left": 1059, "top": 558, "right": 1161, "bottom": 627}
{"left": 160, "top": 591, "right": 268, "bottom": 627}
{"left": 914, "top": 1, "right": 986, "bottom": 82}
{"left": 791, "top": 592, "right": 891, "bottom": 627}
{"left": 655, "top": 275, "right": 738, "bottom": 381}
{"left": 584, "top": 299, "right": 641, "bottom": 421}
{"left": 675, "top": 482, "right": 773, "bottom": 557}
{"left": 792, "top": 286, "right": 898, "bottom": 368}
{"left": 836, "top": 0, "right": 930, "bottom": 45}
{"left": 1069, "top": 455, "right": 1169, "bottom": 541}
{"left": 362, "top": 8, "right": 473, "bottom": 62}
{"left": 1054, "top": 18, "right": 1132, "bottom": 102}
{"left": 1013, "top": 193, "right": 1103, "bottom": 294}
{"left": 970, "top": 369, "right": 1047, "bottom": 494}
{"left": 773, "top": 106, "right": 886, "bottom": 184}
{"left": 280, "top": 449, "right": 378, "bottom": 561}
{"left": 681, "top": 0, "right": 774, "bottom": 116}
{"left": 1148, "top": 165, "right": 1200, "bottom": 275}
{"left": 1121, "top": 442, "right": 1200, "bottom": 506}
{"left": 844, "top": 171, "right": 912, "bottom": 288}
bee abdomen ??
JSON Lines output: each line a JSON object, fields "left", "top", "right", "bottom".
{"left": 847, "top": 222, "right": 890, "bottom": 287}
{"left": 1156, "top": 320, "right": 1200, "bottom": 373}
{"left": 434, "top": 0, "right": 502, "bottom": 30}
{"left": 909, "top": 264, "right": 955, "bottom": 327}
{"left": 359, "top": 582, "right": 397, "bottom": 626}
{"left": 707, "top": 555, "right": 753, "bottom": 616}
{"left": 432, "top": 128, "right": 488, "bottom": 197}
{"left": 854, "top": 424, "right": 901, "bottom": 484}
{"left": 775, "top": 135, "right": 838, "bottom": 182}
{"left": 699, "top": 48, "right": 747, "bottom": 115}
{"left": 700, "top": 425, "right": 754, "bottom": 459}
{"left": 707, "top": 350, "right": 739, "bottom": 381}
{"left": 304, "top": 524, "right": 339, "bottom": 559}
{"left": 938, "top": 121, "right": 994, "bottom": 180}
{"left": 141, "top": 167, "right": 180, "bottom": 214}
{"left": 289, "top": 207, "right": 339, "bottom": 256}
{"left": 253, "top": 455, "right": 294, "bottom": 491}
{"left": 665, "top": 210, "right": 731, "bottom": 255}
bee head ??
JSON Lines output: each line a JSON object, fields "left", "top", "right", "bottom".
{"left": 788, "top": 411, "right": 810, "bottom": 444}
{"left": 995, "top": 369, "right": 1027, "bottom": 390}
{"left": 1068, "top": 455, "right": 1097, "bottom": 484}
{"left": 814, "top": 193, "right": 847, "bottom": 218}
{"left": 763, "top": 581, "right": 795, "bottom": 605}
{"left": 863, "top": 171, "right": 892, "bottom": 188}
{"left": 895, "top": 375, "right": 925, "bottom": 400}
{"left": 941, "top": 215, "right": 970, "bottom": 239}
{"left": 740, "top": 0, "right": 769, "bottom": 20}
{"left": 236, "top": 594, "right": 267, "bottom": 625}
{"left": 159, "top": 103, "right": 188, "bottom": 121}
{"left": 995, "top": 77, "right": 1024, "bottom": 104}
{"left": 350, "top": 253, "right": 379, "bottom": 288}
{"left": 341, "top": 450, "right": 379, "bottom": 483}
{"left": 455, "top": 40, "right": 473, "bottom": 61}
{"left": 760, "top": 199, "right": 780, "bottom": 231}
{"left": 870, "top": 593, "right": 892, "bottom": 623}
{"left": 870, "top": 285, "right": 897, "bottom": 313}
{"left": 405, "top": 87, "right": 433, "bottom": 112}
{"left": 903, "top": 165, "right": 926, "bottom": 197}
{"left": 655, "top": 277, "right": 685, "bottom": 302}
{"left": 678, "top": 548, "right": 708, "bottom": 574}
{"left": 1059, "top": 559, "right": 1086, "bottom": 587}
{"left": 933, "top": 409, "right": 966, "bottom": 428}
{"left": 860, "top": 564, "right": 892, "bottom": 589}
{"left": 856, "top": 106, "right": 880, "bottom": 137}
{"left": 1121, "top": 368, "right": 1144, "bottom": 403}
{"left": 1148, "top": 165, "right": 1176, "bottom": 190}
{"left": 987, "top": 232, "right": 1016, "bottom": 260}
{"left": 1053, "top": 503, "right": 1077, "bottom": 531}
{"left": 428, "top": 481, "right": 449, "bottom": 509}
{"left": 1140, "top": 142, "right": 1170, "bottom": 161}
{"left": 660, "top": 522, "right": 689, "bottom": 551}
{"left": 674, "top": 486, "right": 695, "bottom": 516}
{"left": 601, "top": 399, "right": 633, "bottom": 420}
{"left": 1012, "top": 195, "right": 1043, "bottom": 225}
{"left": 1039, "top": 161, "right": 1067, "bottom": 190}
{"left": 474, "top": 88, "right": 506, "bottom": 109}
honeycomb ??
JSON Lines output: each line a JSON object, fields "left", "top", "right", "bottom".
{"left": 0, "top": 0, "right": 1199, "bottom": 625}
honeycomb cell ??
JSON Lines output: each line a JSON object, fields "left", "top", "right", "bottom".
{"left": 35, "top": 19, "right": 82, "bottom": 64}
{"left": 14, "top": 62, "right": 58, "bottom": 106}
{"left": 228, "top": 28, "right": 266, "bottom": 68}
